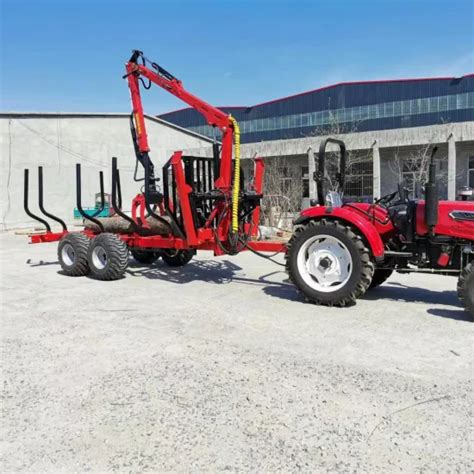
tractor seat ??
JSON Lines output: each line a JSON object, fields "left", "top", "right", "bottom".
{"left": 388, "top": 203, "right": 409, "bottom": 233}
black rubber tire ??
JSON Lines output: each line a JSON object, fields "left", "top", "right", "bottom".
{"left": 286, "top": 219, "right": 374, "bottom": 307}
{"left": 87, "top": 233, "right": 129, "bottom": 281}
{"left": 369, "top": 268, "right": 393, "bottom": 289}
{"left": 131, "top": 249, "right": 160, "bottom": 264}
{"left": 161, "top": 249, "right": 195, "bottom": 267}
{"left": 457, "top": 263, "right": 474, "bottom": 316}
{"left": 57, "top": 233, "right": 90, "bottom": 276}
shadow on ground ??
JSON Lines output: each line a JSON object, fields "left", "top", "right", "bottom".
{"left": 365, "top": 281, "right": 472, "bottom": 322}
{"left": 26, "top": 257, "right": 471, "bottom": 320}
{"left": 127, "top": 259, "right": 304, "bottom": 302}
{"left": 365, "top": 281, "right": 457, "bottom": 306}
{"left": 127, "top": 259, "right": 241, "bottom": 284}
{"left": 426, "top": 308, "right": 472, "bottom": 322}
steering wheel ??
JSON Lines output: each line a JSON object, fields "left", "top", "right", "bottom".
{"left": 374, "top": 190, "right": 399, "bottom": 208}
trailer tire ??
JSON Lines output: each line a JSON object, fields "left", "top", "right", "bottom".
{"left": 131, "top": 249, "right": 160, "bottom": 264}
{"left": 458, "top": 263, "right": 474, "bottom": 316}
{"left": 161, "top": 249, "right": 195, "bottom": 267}
{"left": 286, "top": 219, "right": 374, "bottom": 307}
{"left": 58, "top": 233, "right": 90, "bottom": 276}
{"left": 87, "top": 233, "right": 129, "bottom": 280}
{"left": 369, "top": 268, "right": 393, "bottom": 289}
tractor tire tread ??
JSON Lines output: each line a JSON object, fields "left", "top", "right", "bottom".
{"left": 285, "top": 218, "right": 374, "bottom": 307}
{"left": 458, "top": 262, "right": 474, "bottom": 316}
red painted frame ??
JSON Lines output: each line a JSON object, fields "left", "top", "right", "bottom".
{"left": 28, "top": 54, "right": 286, "bottom": 257}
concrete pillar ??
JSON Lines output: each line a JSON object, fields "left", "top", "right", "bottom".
{"left": 307, "top": 147, "right": 317, "bottom": 201}
{"left": 372, "top": 141, "right": 381, "bottom": 200}
{"left": 447, "top": 133, "right": 456, "bottom": 200}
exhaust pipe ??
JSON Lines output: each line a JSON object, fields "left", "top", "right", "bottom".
{"left": 424, "top": 147, "right": 439, "bottom": 234}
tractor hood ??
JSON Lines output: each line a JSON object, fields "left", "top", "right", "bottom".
{"left": 416, "top": 200, "right": 474, "bottom": 240}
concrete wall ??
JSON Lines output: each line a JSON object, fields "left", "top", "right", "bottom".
{"left": 188, "top": 121, "right": 474, "bottom": 201}
{"left": 0, "top": 113, "right": 213, "bottom": 230}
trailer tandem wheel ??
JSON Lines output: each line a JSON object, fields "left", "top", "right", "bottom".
{"left": 87, "top": 233, "right": 129, "bottom": 280}
{"left": 131, "top": 249, "right": 160, "bottom": 264}
{"left": 161, "top": 249, "right": 195, "bottom": 267}
{"left": 57, "top": 233, "right": 91, "bottom": 276}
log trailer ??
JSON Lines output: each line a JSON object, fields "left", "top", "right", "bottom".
{"left": 24, "top": 50, "right": 474, "bottom": 315}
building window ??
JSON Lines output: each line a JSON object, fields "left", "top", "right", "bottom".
{"left": 184, "top": 92, "right": 474, "bottom": 139}
{"left": 302, "top": 166, "right": 309, "bottom": 198}
{"left": 469, "top": 156, "right": 474, "bottom": 188}
{"left": 277, "top": 167, "right": 292, "bottom": 194}
{"left": 344, "top": 160, "right": 373, "bottom": 200}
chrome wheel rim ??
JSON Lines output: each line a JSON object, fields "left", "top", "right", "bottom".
{"left": 92, "top": 245, "right": 108, "bottom": 270}
{"left": 61, "top": 243, "right": 75, "bottom": 267}
{"left": 297, "top": 234, "right": 352, "bottom": 292}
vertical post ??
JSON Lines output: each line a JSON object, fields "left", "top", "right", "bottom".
{"left": 75, "top": 163, "right": 104, "bottom": 232}
{"left": 214, "top": 127, "right": 233, "bottom": 190}
{"left": 251, "top": 157, "right": 264, "bottom": 236}
{"left": 307, "top": 147, "right": 317, "bottom": 202}
{"left": 447, "top": 133, "right": 456, "bottom": 200}
{"left": 24, "top": 168, "right": 52, "bottom": 232}
{"left": 111, "top": 157, "right": 138, "bottom": 231}
{"left": 38, "top": 166, "right": 67, "bottom": 231}
{"left": 372, "top": 141, "right": 381, "bottom": 200}
{"left": 171, "top": 151, "right": 198, "bottom": 245}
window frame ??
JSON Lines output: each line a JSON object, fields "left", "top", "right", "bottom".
{"left": 468, "top": 155, "right": 474, "bottom": 188}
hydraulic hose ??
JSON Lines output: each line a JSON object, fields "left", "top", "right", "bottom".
{"left": 229, "top": 116, "right": 241, "bottom": 233}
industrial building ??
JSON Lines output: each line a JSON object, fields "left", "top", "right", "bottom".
{"left": 0, "top": 113, "right": 213, "bottom": 230}
{"left": 160, "top": 75, "right": 474, "bottom": 203}
{"left": 2, "top": 76, "right": 473, "bottom": 230}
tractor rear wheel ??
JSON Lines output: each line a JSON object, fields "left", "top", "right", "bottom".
{"left": 458, "top": 263, "right": 474, "bottom": 316}
{"left": 131, "top": 249, "right": 160, "bottom": 264}
{"left": 286, "top": 219, "right": 374, "bottom": 307}
{"left": 87, "top": 233, "right": 129, "bottom": 280}
{"left": 161, "top": 249, "right": 195, "bottom": 267}
{"left": 58, "top": 233, "right": 90, "bottom": 276}
{"left": 369, "top": 268, "right": 393, "bottom": 289}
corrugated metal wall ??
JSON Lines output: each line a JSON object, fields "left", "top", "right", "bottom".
{"left": 159, "top": 75, "right": 474, "bottom": 143}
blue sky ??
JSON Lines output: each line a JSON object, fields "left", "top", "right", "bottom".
{"left": 1, "top": 0, "right": 473, "bottom": 114}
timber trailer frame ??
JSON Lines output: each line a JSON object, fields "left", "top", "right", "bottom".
{"left": 24, "top": 50, "right": 286, "bottom": 281}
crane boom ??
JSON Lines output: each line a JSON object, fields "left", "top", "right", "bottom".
{"left": 125, "top": 50, "right": 235, "bottom": 190}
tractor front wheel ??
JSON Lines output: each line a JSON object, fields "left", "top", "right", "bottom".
{"left": 286, "top": 219, "right": 374, "bottom": 307}
{"left": 458, "top": 263, "right": 474, "bottom": 316}
{"left": 161, "top": 249, "right": 195, "bottom": 267}
{"left": 87, "top": 233, "right": 129, "bottom": 280}
{"left": 58, "top": 233, "right": 90, "bottom": 276}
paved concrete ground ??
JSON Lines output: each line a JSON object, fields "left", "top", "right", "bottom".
{"left": 1, "top": 232, "right": 472, "bottom": 472}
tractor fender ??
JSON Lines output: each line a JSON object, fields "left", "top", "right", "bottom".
{"left": 294, "top": 207, "right": 385, "bottom": 259}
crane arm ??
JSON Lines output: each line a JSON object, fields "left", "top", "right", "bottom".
{"left": 125, "top": 50, "right": 232, "bottom": 151}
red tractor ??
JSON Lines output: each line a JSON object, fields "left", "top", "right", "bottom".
{"left": 23, "top": 50, "right": 474, "bottom": 316}
{"left": 286, "top": 138, "right": 474, "bottom": 314}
